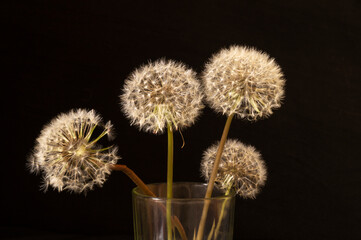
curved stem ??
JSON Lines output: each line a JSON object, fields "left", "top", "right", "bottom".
{"left": 196, "top": 114, "right": 234, "bottom": 240}
{"left": 110, "top": 164, "right": 156, "bottom": 197}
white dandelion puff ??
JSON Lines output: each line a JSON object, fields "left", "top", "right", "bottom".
{"left": 201, "top": 139, "right": 267, "bottom": 199}
{"left": 202, "top": 45, "right": 285, "bottom": 120}
{"left": 28, "top": 109, "right": 120, "bottom": 194}
{"left": 120, "top": 59, "right": 204, "bottom": 134}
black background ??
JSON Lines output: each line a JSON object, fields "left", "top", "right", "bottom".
{"left": 3, "top": 0, "right": 361, "bottom": 239}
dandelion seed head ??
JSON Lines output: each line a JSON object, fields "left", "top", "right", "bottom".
{"left": 28, "top": 109, "right": 119, "bottom": 194}
{"left": 201, "top": 139, "right": 267, "bottom": 199}
{"left": 120, "top": 59, "right": 204, "bottom": 134}
{"left": 202, "top": 45, "right": 285, "bottom": 120}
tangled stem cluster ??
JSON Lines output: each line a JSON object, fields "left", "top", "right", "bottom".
{"left": 120, "top": 59, "right": 204, "bottom": 134}
{"left": 202, "top": 45, "right": 285, "bottom": 120}
{"left": 201, "top": 139, "right": 267, "bottom": 199}
{"left": 28, "top": 109, "right": 119, "bottom": 194}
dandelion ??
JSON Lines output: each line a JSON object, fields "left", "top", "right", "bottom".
{"left": 120, "top": 59, "right": 204, "bottom": 134}
{"left": 201, "top": 139, "right": 267, "bottom": 199}
{"left": 202, "top": 45, "right": 285, "bottom": 121}
{"left": 121, "top": 59, "right": 204, "bottom": 239}
{"left": 27, "top": 109, "right": 119, "bottom": 194}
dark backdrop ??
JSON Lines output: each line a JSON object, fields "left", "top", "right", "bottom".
{"left": 3, "top": 1, "right": 361, "bottom": 239}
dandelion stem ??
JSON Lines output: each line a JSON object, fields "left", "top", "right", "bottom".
{"left": 196, "top": 113, "right": 234, "bottom": 240}
{"left": 214, "top": 184, "right": 233, "bottom": 239}
{"left": 167, "top": 123, "right": 174, "bottom": 198}
{"left": 110, "top": 164, "right": 155, "bottom": 197}
{"left": 167, "top": 122, "right": 174, "bottom": 240}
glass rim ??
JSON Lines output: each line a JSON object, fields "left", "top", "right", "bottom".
{"left": 132, "top": 182, "right": 236, "bottom": 201}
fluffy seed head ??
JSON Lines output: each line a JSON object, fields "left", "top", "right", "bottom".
{"left": 28, "top": 109, "right": 119, "bottom": 194}
{"left": 120, "top": 59, "right": 204, "bottom": 134}
{"left": 202, "top": 45, "right": 285, "bottom": 120}
{"left": 201, "top": 139, "right": 267, "bottom": 199}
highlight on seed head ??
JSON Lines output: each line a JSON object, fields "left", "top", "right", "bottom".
{"left": 201, "top": 139, "right": 267, "bottom": 199}
{"left": 120, "top": 59, "right": 204, "bottom": 134}
{"left": 202, "top": 45, "right": 285, "bottom": 120}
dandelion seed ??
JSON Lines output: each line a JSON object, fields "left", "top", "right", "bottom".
{"left": 120, "top": 59, "right": 204, "bottom": 134}
{"left": 202, "top": 45, "right": 285, "bottom": 121}
{"left": 201, "top": 139, "right": 267, "bottom": 199}
{"left": 27, "top": 109, "right": 119, "bottom": 194}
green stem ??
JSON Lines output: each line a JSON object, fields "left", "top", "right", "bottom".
{"left": 213, "top": 185, "right": 233, "bottom": 239}
{"left": 167, "top": 123, "right": 174, "bottom": 240}
{"left": 196, "top": 113, "right": 234, "bottom": 240}
{"left": 167, "top": 123, "right": 174, "bottom": 198}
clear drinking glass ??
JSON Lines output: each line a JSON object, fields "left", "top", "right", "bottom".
{"left": 132, "top": 182, "right": 235, "bottom": 240}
